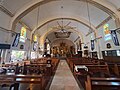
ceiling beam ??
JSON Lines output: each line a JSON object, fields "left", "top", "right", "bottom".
{"left": 0, "top": 5, "right": 14, "bottom": 17}
{"left": 74, "top": 36, "right": 80, "bottom": 43}
{"left": 19, "top": 20, "right": 32, "bottom": 32}
{"left": 86, "top": 31, "right": 93, "bottom": 36}
{"left": 96, "top": 16, "right": 112, "bottom": 29}
{"left": 0, "top": 5, "right": 32, "bottom": 32}
{"left": 0, "top": 26, "right": 16, "bottom": 34}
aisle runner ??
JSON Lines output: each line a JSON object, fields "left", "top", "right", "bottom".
{"left": 49, "top": 60, "right": 81, "bottom": 90}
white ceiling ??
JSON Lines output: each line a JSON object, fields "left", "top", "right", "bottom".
{"left": 51, "top": 38, "right": 75, "bottom": 47}
{"left": 106, "top": 0, "right": 120, "bottom": 9}
{"left": 3, "top": 0, "right": 31, "bottom": 14}
{"left": 1, "top": 0, "right": 120, "bottom": 43}
{"left": 47, "top": 30, "right": 79, "bottom": 44}
{"left": 21, "top": 1, "right": 109, "bottom": 30}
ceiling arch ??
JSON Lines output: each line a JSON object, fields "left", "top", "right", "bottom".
{"left": 39, "top": 25, "right": 85, "bottom": 45}
{"left": 10, "top": 0, "right": 120, "bottom": 31}
{"left": 51, "top": 38, "right": 75, "bottom": 47}
{"left": 32, "top": 17, "right": 97, "bottom": 37}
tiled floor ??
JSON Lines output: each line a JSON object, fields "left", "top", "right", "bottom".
{"left": 49, "top": 60, "right": 82, "bottom": 90}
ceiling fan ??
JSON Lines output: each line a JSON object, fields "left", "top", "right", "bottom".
{"left": 53, "top": 18, "right": 76, "bottom": 32}
{"left": 53, "top": 18, "right": 77, "bottom": 38}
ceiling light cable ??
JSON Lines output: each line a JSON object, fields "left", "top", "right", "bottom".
{"left": 36, "top": 6, "right": 40, "bottom": 30}
{"left": 86, "top": 0, "right": 92, "bottom": 33}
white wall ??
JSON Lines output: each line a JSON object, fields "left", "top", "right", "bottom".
{"left": 98, "top": 19, "right": 120, "bottom": 51}
{"left": 0, "top": 30, "right": 11, "bottom": 44}
{"left": 0, "top": 10, "right": 12, "bottom": 44}
{"left": 85, "top": 19, "right": 120, "bottom": 59}
{"left": 4, "top": 23, "right": 32, "bottom": 62}
{"left": 0, "top": 11, "right": 11, "bottom": 29}
{"left": 0, "top": 10, "right": 12, "bottom": 63}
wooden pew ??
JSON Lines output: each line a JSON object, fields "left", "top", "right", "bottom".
{"left": 0, "top": 74, "right": 45, "bottom": 90}
{"left": 0, "top": 58, "right": 59, "bottom": 90}
{"left": 74, "top": 64, "right": 110, "bottom": 76}
{"left": 104, "top": 62, "right": 120, "bottom": 77}
{"left": 73, "top": 62, "right": 99, "bottom": 73}
{"left": 25, "top": 58, "right": 59, "bottom": 75}
{"left": 86, "top": 64, "right": 110, "bottom": 76}
{"left": 85, "top": 75, "right": 120, "bottom": 90}
{"left": 104, "top": 56, "right": 120, "bottom": 63}
{"left": 114, "top": 64, "right": 120, "bottom": 76}
{"left": 67, "top": 57, "right": 106, "bottom": 72}
{"left": 74, "top": 64, "right": 110, "bottom": 89}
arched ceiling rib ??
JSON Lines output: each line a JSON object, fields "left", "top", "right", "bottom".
{"left": 10, "top": 0, "right": 54, "bottom": 30}
{"left": 32, "top": 17, "right": 97, "bottom": 36}
{"left": 47, "top": 32, "right": 79, "bottom": 45}
{"left": 2, "top": 0, "right": 31, "bottom": 14}
{"left": 39, "top": 23, "right": 85, "bottom": 45}
{"left": 51, "top": 38, "right": 75, "bottom": 47}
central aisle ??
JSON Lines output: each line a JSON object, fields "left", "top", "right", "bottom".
{"left": 49, "top": 60, "right": 81, "bottom": 90}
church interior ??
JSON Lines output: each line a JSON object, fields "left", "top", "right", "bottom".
{"left": 0, "top": 0, "right": 120, "bottom": 90}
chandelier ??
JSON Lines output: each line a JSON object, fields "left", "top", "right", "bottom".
{"left": 54, "top": 18, "right": 76, "bottom": 38}
{"left": 54, "top": 31, "right": 71, "bottom": 38}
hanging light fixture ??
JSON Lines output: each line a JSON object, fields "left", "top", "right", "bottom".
{"left": 83, "top": 0, "right": 93, "bottom": 48}
{"left": 54, "top": 6, "right": 73, "bottom": 38}
{"left": 86, "top": 0, "right": 93, "bottom": 36}
{"left": 35, "top": 5, "right": 40, "bottom": 35}
{"left": 55, "top": 18, "right": 72, "bottom": 38}
{"left": 33, "top": 5, "right": 40, "bottom": 41}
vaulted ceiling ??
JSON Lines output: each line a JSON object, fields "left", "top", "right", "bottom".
{"left": 1, "top": 0, "right": 120, "bottom": 43}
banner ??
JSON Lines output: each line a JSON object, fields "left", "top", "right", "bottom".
{"left": 79, "top": 40, "right": 82, "bottom": 50}
{"left": 33, "top": 42, "right": 37, "bottom": 51}
{"left": 12, "top": 33, "right": 20, "bottom": 47}
{"left": 91, "top": 40, "right": 94, "bottom": 51}
{"left": 111, "top": 30, "right": 119, "bottom": 46}
{"left": 0, "top": 44, "right": 11, "bottom": 49}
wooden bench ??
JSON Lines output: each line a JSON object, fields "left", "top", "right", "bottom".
{"left": 73, "top": 62, "right": 99, "bottom": 73}
{"left": 74, "top": 64, "right": 110, "bottom": 89}
{"left": 0, "top": 74, "right": 45, "bottom": 90}
{"left": 85, "top": 75, "right": 120, "bottom": 90}
{"left": 113, "top": 64, "right": 120, "bottom": 76}
{"left": 67, "top": 57, "right": 106, "bottom": 72}
{"left": 86, "top": 65, "right": 110, "bottom": 76}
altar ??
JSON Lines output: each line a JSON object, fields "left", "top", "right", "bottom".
{"left": 51, "top": 42, "right": 75, "bottom": 57}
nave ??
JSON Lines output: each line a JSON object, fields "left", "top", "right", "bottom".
{"left": 0, "top": 0, "right": 120, "bottom": 90}
{"left": 50, "top": 60, "right": 81, "bottom": 90}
